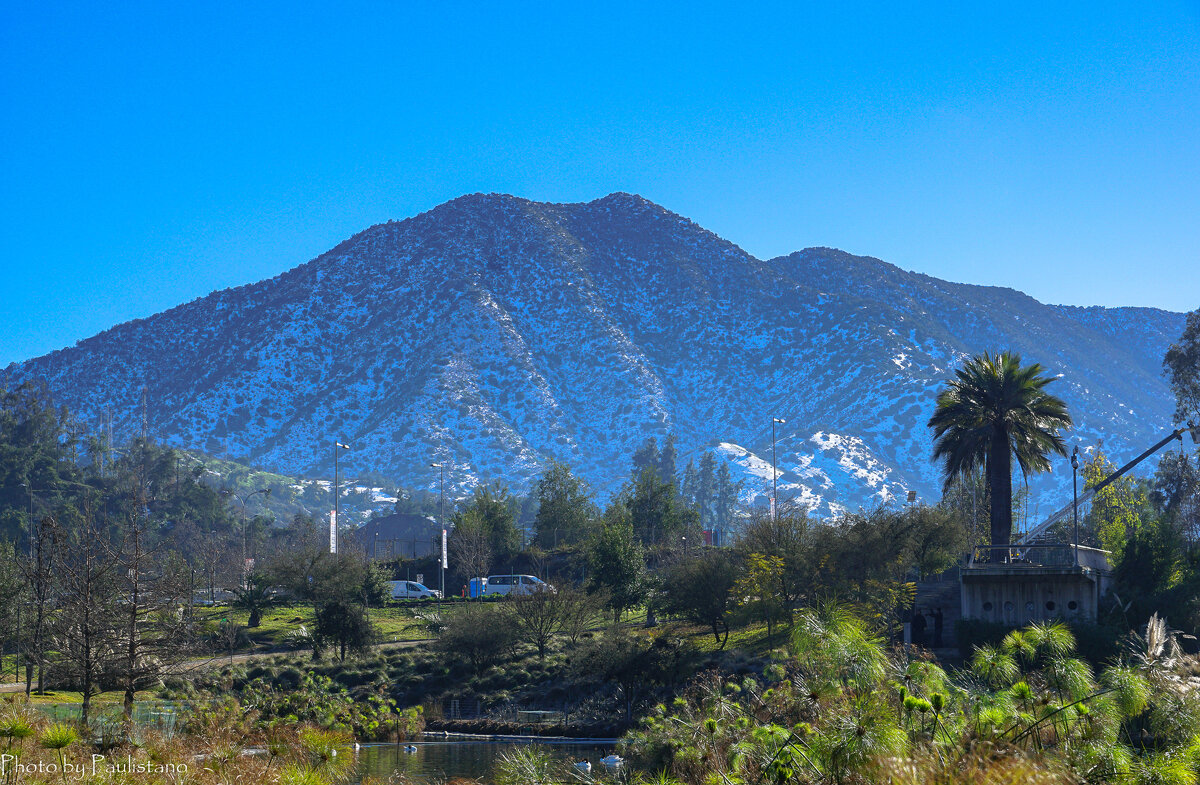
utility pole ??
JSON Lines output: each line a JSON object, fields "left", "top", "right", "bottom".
{"left": 1071, "top": 446, "right": 1080, "bottom": 566}
{"left": 771, "top": 418, "right": 786, "bottom": 520}
{"left": 430, "top": 461, "right": 447, "bottom": 602}
{"left": 438, "top": 463, "right": 446, "bottom": 602}
{"left": 222, "top": 488, "right": 271, "bottom": 588}
{"left": 334, "top": 442, "right": 350, "bottom": 559}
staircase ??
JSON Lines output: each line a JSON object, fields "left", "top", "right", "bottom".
{"left": 914, "top": 572, "right": 963, "bottom": 655}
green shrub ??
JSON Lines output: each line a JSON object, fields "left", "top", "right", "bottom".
{"left": 276, "top": 667, "right": 303, "bottom": 690}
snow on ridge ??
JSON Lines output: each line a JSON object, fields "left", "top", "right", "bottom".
{"left": 6, "top": 194, "right": 1179, "bottom": 517}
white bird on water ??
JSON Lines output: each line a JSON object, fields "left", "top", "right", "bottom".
{"left": 573, "top": 760, "right": 592, "bottom": 772}
{"left": 601, "top": 754, "right": 624, "bottom": 767}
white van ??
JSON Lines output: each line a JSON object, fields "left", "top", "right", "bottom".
{"left": 482, "top": 574, "right": 553, "bottom": 596}
{"left": 388, "top": 580, "right": 441, "bottom": 600}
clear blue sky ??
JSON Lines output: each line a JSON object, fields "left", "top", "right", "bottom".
{"left": 2, "top": 1, "right": 1199, "bottom": 366}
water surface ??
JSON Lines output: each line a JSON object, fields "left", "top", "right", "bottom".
{"left": 354, "top": 739, "right": 617, "bottom": 783}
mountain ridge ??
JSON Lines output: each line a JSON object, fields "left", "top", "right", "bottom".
{"left": 5, "top": 193, "right": 1184, "bottom": 516}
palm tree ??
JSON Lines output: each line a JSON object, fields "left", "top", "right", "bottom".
{"left": 928, "top": 351, "right": 1072, "bottom": 548}
{"left": 233, "top": 571, "right": 276, "bottom": 628}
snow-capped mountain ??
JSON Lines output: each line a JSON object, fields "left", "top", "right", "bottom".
{"left": 5, "top": 193, "right": 1185, "bottom": 516}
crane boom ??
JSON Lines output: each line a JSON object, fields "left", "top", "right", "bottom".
{"left": 1017, "top": 421, "right": 1199, "bottom": 545}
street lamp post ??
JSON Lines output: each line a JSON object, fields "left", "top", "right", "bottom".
{"left": 1071, "top": 446, "right": 1080, "bottom": 566}
{"left": 222, "top": 488, "right": 271, "bottom": 588}
{"left": 431, "top": 462, "right": 446, "bottom": 603}
{"left": 771, "top": 418, "right": 786, "bottom": 520}
{"left": 334, "top": 442, "right": 350, "bottom": 558}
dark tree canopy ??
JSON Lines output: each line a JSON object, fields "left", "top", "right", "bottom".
{"left": 1165, "top": 309, "right": 1200, "bottom": 424}
{"left": 586, "top": 504, "right": 646, "bottom": 621}
{"left": 313, "top": 598, "right": 374, "bottom": 661}
{"left": 532, "top": 461, "right": 596, "bottom": 548}
{"left": 659, "top": 549, "right": 737, "bottom": 648}
{"left": 453, "top": 482, "right": 521, "bottom": 560}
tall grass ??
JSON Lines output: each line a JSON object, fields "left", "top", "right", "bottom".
{"left": 0, "top": 700, "right": 359, "bottom": 785}
{"left": 619, "top": 608, "right": 1200, "bottom": 784}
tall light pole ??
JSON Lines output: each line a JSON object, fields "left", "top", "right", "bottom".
{"left": 431, "top": 462, "right": 446, "bottom": 602}
{"left": 334, "top": 442, "right": 350, "bottom": 558}
{"left": 1071, "top": 446, "right": 1080, "bottom": 566}
{"left": 771, "top": 418, "right": 786, "bottom": 520}
{"left": 222, "top": 487, "right": 271, "bottom": 588}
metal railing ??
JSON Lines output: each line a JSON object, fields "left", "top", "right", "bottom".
{"left": 967, "top": 543, "right": 1081, "bottom": 569}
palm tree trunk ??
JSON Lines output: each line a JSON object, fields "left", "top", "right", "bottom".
{"left": 989, "top": 426, "right": 1013, "bottom": 548}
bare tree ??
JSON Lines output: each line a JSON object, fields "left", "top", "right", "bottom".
{"left": 559, "top": 585, "right": 603, "bottom": 647}
{"left": 449, "top": 519, "right": 491, "bottom": 591}
{"left": 53, "top": 501, "right": 122, "bottom": 726}
{"left": 116, "top": 507, "right": 194, "bottom": 718}
{"left": 18, "top": 514, "right": 60, "bottom": 696}
{"left": 197, "top": 527, "right": 236, "bottom": 603}
{"left": 507, "top": 587, "right": 567, "bottom": 659}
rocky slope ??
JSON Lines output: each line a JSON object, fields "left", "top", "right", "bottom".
{"left": 6, "top": 193, "right": 1185, "bottom": 517}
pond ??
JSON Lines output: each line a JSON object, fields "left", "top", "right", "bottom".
{"left": 354, "top": 738, "right": 618, "bottom": 783}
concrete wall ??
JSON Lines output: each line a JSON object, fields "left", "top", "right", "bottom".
{"left": 961, "top": 567, "right": 1105, "bottom": 626}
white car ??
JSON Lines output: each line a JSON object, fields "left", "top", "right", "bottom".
{"left": 482, "top": 574, "right": 554, "bottom": 597}
{"left": 388, "top": 580, "right": 441, "bottom": 600}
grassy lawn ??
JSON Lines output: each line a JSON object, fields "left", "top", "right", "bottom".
{"left": 0, "top": 654, "right": 21, "bottom": 683}
{"left": 25, "top": 689, "right": 159, "bottom": 706}
{"left": 219, "top": 601, "right": 473, "bottom": 649}
{"left": 653, "top": 618, "right": 793, "bottom": 655}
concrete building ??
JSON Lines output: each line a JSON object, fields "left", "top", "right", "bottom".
{"left": 960, "top": 544, "right": 1112, "bottom": 626}
{"left": 353, "top": 512, "right": 441, "bottom": 560}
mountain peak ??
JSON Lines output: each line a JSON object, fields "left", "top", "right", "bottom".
{"left": 589, "top": 191, "right": 657, "bottom": 208}
{"left": 6, "top": 194, "right": 1183, "bottom": 516}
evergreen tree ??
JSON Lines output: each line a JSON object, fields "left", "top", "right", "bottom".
{"left": 1152, "top": 451, "right": 1200, "bottom": 542}
{"left": 632, "top": 437, "right": 660, "bottom": 479}
{"left": 715, "top": 460, "right": 742, "bottom": 539}
{"left": 586, "top": 504, "right": 645, "bottom": 622}
{"left": 928, "top": 351, "right": 1072, "bottom": 547}
{"left": 454, "top": 482, "right": 521, "bottom": 559}
{"left": 658, "top": 550, "right": 737, "bottom": 647}
{"left": 697, "top": 452, "right": 716, "bottom": 528}
{"left": 533, "top": 461, "right": 596, "bottom": 548}
{"left": 626, "top": 466, "right": 698, "bottom": 546}
{"left": 659, "top": 433, "right": 679, "bottom": 486}
{"left": 313, "top": 598, "right": 375, "bottom": 661}
{"left": 1164, "top": 308, "right": 1200, "bottom": 424}
{"left": 0, "top": 381, "right": 85, "bottom": 548}
{"left": 681, "top": 460, "right": 698, "bottom": 510}
{"left": 1160, "top": 312, "right": 1200, "bottom": 543}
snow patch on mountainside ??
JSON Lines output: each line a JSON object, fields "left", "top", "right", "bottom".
{"left": 5, "top": 194, "right": 1184, "bottom": 515}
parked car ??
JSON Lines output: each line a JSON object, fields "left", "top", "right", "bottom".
{"left": 481, "top": 574, "right": 553, "bottom": 597}
{"left": 388, "top": 580, "right": 441, "bottom": 600}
